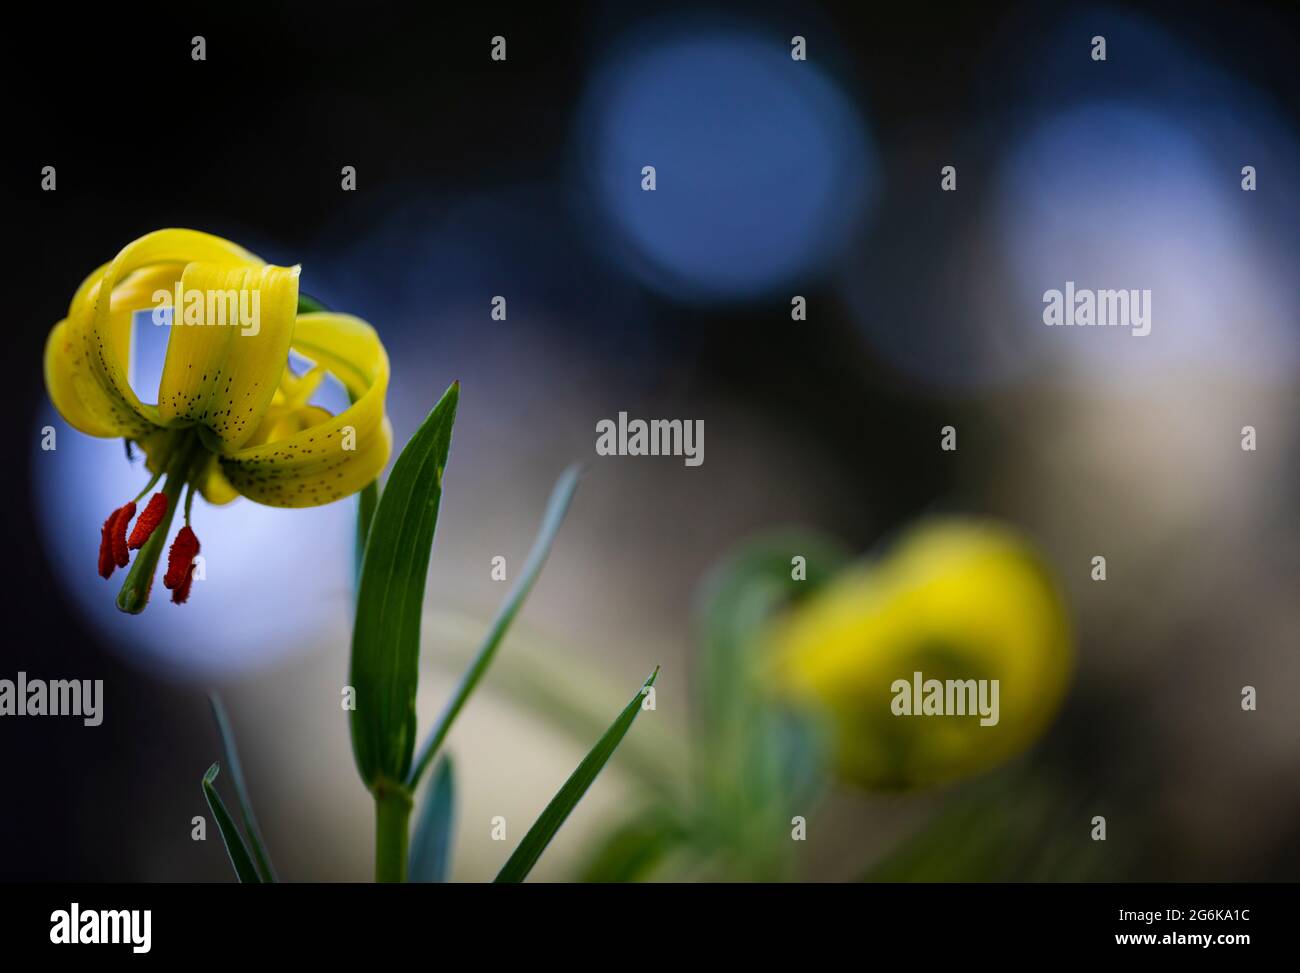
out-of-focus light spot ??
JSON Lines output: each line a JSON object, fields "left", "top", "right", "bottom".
{"left": 994, "top": 100, "right": 1299, "bottom": 381}
{"left": 575, "top": 23, "right": 877, "bottom": 301}
{"left": 35, "top": 422, "right": 354, "bottom": 680}
{"left": 845, "top": 8, "right": 1299, "bottom": 394}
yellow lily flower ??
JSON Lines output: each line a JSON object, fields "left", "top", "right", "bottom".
{"left": 768, "top": 519, "right": 1072, "bottom": 790}
{"left": 44, "top": 229, "right": 392, "bottom": 613}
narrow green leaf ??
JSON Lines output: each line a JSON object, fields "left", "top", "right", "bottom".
{"left": 206, "top": 693, "right": 277, "bottom": 882}
{"left": 355, "top": 477, "right": 380, "bottom": 589}
{"left": 348, "top": 371, "right": 382, "bottom": 593}
{"left": 695, "top": 531, "right": 848, "bottom": 844}
{"left": 407, "top": 464, "right": 582, "bottom": 789}
{"left": 495, "top": 667, "right": 660, "bottom": 883}
{"left": 201, "top": 764, "right": 263, "bottom": 884}
{"left": 409, "top": 756, "right": 456, "bottom": 882}
{"left": 296, "top": 293, "right": 329, "bottom": 315}
{"left": 350, "top": 382, "right": 459, "bottom": 789}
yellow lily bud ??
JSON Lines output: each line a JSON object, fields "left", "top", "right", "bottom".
{"left": 768, "top": 519, "right": 1072, "bottom": 790}
{"left": 44, "top": 229, "right": 392, "bottom": 612}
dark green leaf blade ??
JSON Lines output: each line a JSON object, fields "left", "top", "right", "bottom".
{"left": 495, "top": 667, "right": 660, "bottom": 883}
{"left": 349, "top": 378, "right": 381, "bottom": 592}
{"left": 201, "top": 764, "right": 263, "bottom": 884}
{"left": 407, "top": 464, "right": 582, "bottom": 789}
{"left": 207, "top": 693, "right": 276, "bottom": 882}
{"left": 350, "top": 382, "right": 459, "bottom": 790}
{"left": 409, "top": 756, "right": 456, "bottom": 882}
{"left": 354, "top": 477, "right": 379, "bottom": 589}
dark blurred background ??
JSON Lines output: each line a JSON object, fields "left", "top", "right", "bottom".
{"left": 2, "top": 0, "right": 1297, "bottom": 880}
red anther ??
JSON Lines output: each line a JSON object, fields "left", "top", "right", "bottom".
{"left": 164, "top": 526, "right": 200, "bottom": 590}
{"left": 128, "top": 493, "right": 169, "bottom": 549}
{"left": 98, "top": 508, "right": 121, "bottom": 579}
{"left": 111, "top": 501, "right": 136, "bottom": 568}
{"left": 171, "top": 565, "right": 196, "bottom": 604}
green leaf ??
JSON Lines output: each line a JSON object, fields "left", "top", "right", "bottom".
{"left": 351, "top": 392, "right": 381, "bottom": 593}
{"left": 355, "top": 478, "right": 379, "bottom": 589}
{"left": 201, "top": 764, "right": 263, "bottom": 883}
{"left": 207, "top": 693, "right": 276, "bottom": 882}
{"left": 350, "top": 381, "right": 460, "bottom": 790}
{"left": 579, "top": 808, "right": 685, "bottom": 883}
{"left": 407, "top": 464, "right": 582, "bottom": 789}
{"left": 697, "top": 532, "right": 849, "bottom": 760}
{"left": 695, "top": 534, "right": 847, "bottom": 820}
{"left": 409, "top": 756, "right": 456, "bottom": 882}
{"left": 296, "top": 293, "right": 330, "bottom": 315}
{"left": 495, "top": 667, "right": 660, "bottom": 883}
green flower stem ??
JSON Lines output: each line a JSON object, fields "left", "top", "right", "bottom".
{"left": 374, "top": 779, "right": 413, "bottom": 883}
{"left": 115, "top": 434, "right": 201, "bottom": 614}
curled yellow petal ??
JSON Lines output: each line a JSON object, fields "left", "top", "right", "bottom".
{"left": 217, "top": 312, "right": 391, "bottom": 507}
{"left": 46, "top": 264, "right": 183, "bottom": 437}
{"left": 46, "top": 230, "right": 393, "bottom": 514}
{"left": 156, "top": 261, "right": 300, "bottom": 450}
{"left": 45, "top": 319, "right": 123, "bottom": 438}
{"left": 65, "top": 229, "right": 262, "bottom": 438}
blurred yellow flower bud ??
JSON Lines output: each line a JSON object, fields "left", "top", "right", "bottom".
{"left": 768, "top": 519, "right": 1072, "bottom": 790}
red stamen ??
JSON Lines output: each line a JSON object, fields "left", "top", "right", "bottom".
{"left": 98, "top": 508, "right": 121, "bottom": 579}
{"left": 111, "top": 501, "right": 136, "bottom": 568}
{"left": 128, "top": 493, "right": 169, "bottom": 549}
{"left": 164, "top": 526, "right": 200, "bottom": 590}
{"left": 172, "top": 564, "right": 196, "bottom": 604}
